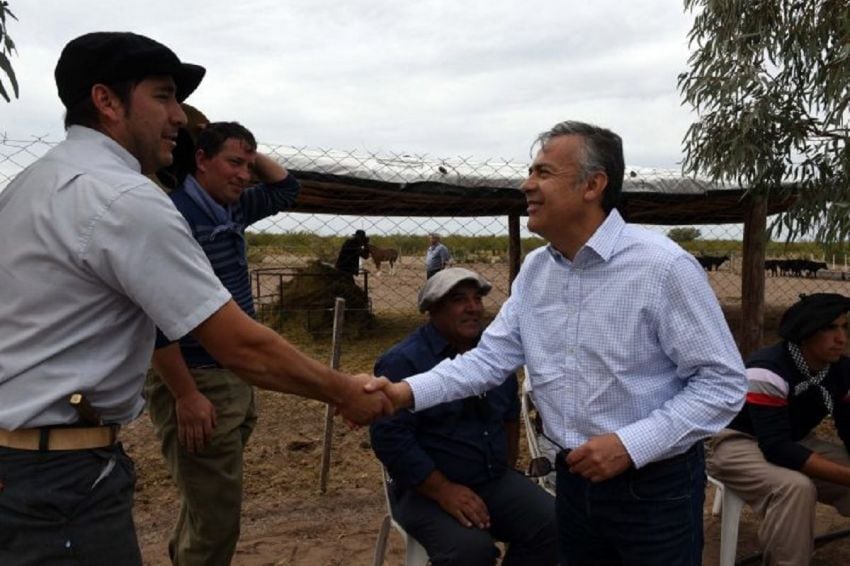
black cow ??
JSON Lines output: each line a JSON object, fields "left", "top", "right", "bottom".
{"left": 772, "top": 259, "right": 828, "bottom": 278}
{"left": 765, "top": 259, "right": 781, "bottom": 276}
{"left": 696, "top": 255, "right": 730, "bottom": 271}
{"left": 803, "top": 261, "right": 828, "bottom": 278}
{"left": 782, "top": 259, "right": 799, "bottom": 277}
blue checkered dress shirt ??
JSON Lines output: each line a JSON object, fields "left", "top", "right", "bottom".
{"left": 407, "top": 209, "right": 747, "bottom": 468}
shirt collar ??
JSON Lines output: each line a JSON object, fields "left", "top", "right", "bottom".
{"left": 181, "top": 174, "right": 232, "bottom": 225}
{"left": 421, "top": 321, "right": 481, "bottom": 359}
{"left": 67, "top": 125, "right": 142, "bottom": 172}
{"left": 545, "top": 208, "right": 626, "bottom": 265}
{"left": 422, "top": 322, "right": 455, "bottom": 359}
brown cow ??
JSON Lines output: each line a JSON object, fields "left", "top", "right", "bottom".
{"left": 368, "top": 244, "right": 399, "bottom": 275}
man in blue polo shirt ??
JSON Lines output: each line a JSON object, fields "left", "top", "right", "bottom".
{"left": 145, "top": 121, "right": 298, "bottom": 565}
{"left": 370, "top": 268, "right": 557, "bottom": 565}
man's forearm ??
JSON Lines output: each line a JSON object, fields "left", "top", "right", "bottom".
{"left": 193, "top": 303, "right": 351, "bottom": 402}
{"left": 253, "top": 153, "right": 287, "bottom": 183}
{"left": 801, "top": 452, "right": 850, "bottom": 486}
{"left": 151, "top": 341, "right": 217, "bottom": 452}
{"left": 414, "top": 468, "right": 491, "bottom": 529}
{"left": 414, "top": 469, "right": 453, "bottom": 502}
{"left": 151, "top": 342, "right": 200, "bottom": 399}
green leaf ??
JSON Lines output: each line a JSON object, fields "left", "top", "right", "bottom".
{"left": 0, "top": 51, "right": 18, "bottom": 98}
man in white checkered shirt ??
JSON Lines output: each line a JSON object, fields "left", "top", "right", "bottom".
{"left": 370, "top": 120, "right": 747, "bottom": 566}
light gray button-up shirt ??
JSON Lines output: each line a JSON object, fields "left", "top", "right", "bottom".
{"left": 0, "top": 127, "right": 231, "bottom": 429}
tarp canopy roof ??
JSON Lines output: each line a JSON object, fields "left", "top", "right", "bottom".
{"left": 276, "top": 148, "right": 795, "bottom": 225}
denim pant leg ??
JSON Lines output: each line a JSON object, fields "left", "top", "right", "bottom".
{"left": 477, "top": 470, "right": 558, "bottom": 566}
{"left": 556, "top": 444, "right": 705, "bottom": 566}
{"left": 0, "top": 444, "right": 141, "bottom": 566}
{"left": 392, "top": 487, "right": 500, "bottom": 566}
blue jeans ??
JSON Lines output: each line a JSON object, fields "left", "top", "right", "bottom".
{"left": 0, "top": 443, "right": 141, "bottom": 566}
{"left": 555, "top": 443, "right": 705, "bottom": 566}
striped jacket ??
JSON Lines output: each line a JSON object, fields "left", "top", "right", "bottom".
{"left": 155, "top": 174, "right": 300, "bottom": 366}
{"left": 727, "top": 341, "right": 850, "bottom": 469}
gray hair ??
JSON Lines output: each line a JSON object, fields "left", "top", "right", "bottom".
{"left": 532, "top": 120, "right": 625, "bottom": 213}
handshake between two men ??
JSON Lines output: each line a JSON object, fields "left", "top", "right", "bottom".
{"left": 181, "top": 300, "right": 417, "bottom": 429}
{"left": 337, "top": 374, "right": 414, "bottom": 425}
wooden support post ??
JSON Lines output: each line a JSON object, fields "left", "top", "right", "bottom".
{"left": 740, "top": 195, "right": 767, "bottom": 359}
{"left": 319, "top": 297, "right": 346, "bottom": 494}
{"left": 277, "top": 273, "right": 284, "bottom": 329}
{"left": 508, "top": 214, "right": 521, "bottom": 290}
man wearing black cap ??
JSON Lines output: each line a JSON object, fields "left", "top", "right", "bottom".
{"left": 335, "top": 229, "right": 370, "bottom": 277}
{"left": 370, "top": 268, "right": 557, "bottom": 565}
{"left": 0, "top": 32, "right": 391, "bottom": 565}
{"left": 708, "top": 293, "right": 850, "bottom": 565}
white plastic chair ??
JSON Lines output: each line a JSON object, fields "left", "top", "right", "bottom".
{"left": 520, "top": 377, "right": 556, "bottom": 494}
{"left": 707, "top": 474, "right": 745, "bottom": 566}
{"left": 373, "top": 469, "right": 429, "bottom": 566}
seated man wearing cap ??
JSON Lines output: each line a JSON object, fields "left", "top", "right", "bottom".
{"left": 370, "top": 268, "right": 557, "bottom": 565}
{"left": 708, "top": 293, "right": 850, "bottom": 566}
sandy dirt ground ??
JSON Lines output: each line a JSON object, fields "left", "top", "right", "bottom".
{"left": 130, "top": 260, "right": 850, "bottom": 565}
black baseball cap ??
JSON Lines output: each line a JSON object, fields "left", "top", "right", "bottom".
{"left": 55, "top": 32, "right": 205, "bottom": 108}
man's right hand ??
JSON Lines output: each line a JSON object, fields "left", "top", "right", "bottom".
{"left": 175, "top": 390, "right": 217, "bottom": 453}
{"left": 434, "top": 482, "right": 491, "bottom": 529}
{"left": 364, "top": 377, "right": 414, "bottom": 410}
{"left": 336, "top": 374, "right": 394, "bottom": 425}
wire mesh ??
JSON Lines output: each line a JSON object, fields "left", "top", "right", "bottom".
{"left": 3, "top": 135, "right": 848, "bottom": 338}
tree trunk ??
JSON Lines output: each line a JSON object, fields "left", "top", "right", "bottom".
{"left": 740, "top": 195, "right": 767, "bottom": 358}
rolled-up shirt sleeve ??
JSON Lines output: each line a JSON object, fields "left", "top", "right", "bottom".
{"left": 240, "top": 174, "right": 301, "bottom": 225}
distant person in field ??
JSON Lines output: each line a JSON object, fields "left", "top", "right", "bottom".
{"left": 336, "top": 229, "right": 370, "bottom": 277}
{"left": 425, "top": 232, "right": 451, "bottom": 279}
{"left": 708, "top": 293, "right": 850, "bottom": 566}
{"left": 145, "top": 121, "right": 300, "bottom": 565}
{"left": 370, "top": 267, "right": 558, "bottom": 565}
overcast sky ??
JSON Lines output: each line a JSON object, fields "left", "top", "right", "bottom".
{"left": 3, "top": 0, "right": 699, "bottom": 168}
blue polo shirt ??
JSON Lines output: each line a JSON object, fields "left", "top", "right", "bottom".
{"left": 369, "top": 322, "right": 519, "bottom": 494}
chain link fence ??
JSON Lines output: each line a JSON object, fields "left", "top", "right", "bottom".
{"left": 3, "top": 135, "right": 849, "bottom": 339}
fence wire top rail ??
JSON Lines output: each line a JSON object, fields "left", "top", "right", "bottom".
{"left": 259, "top": 144, "right": 766, "bottom": 222}
{"left": 4, "top": 135, "right": 736, "bottom": 196}
{"left": 3, "top": 136, "right": 783, "bottom": 222}
{"left": 267, "top": 144, "right": 741, "bottom": 196}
